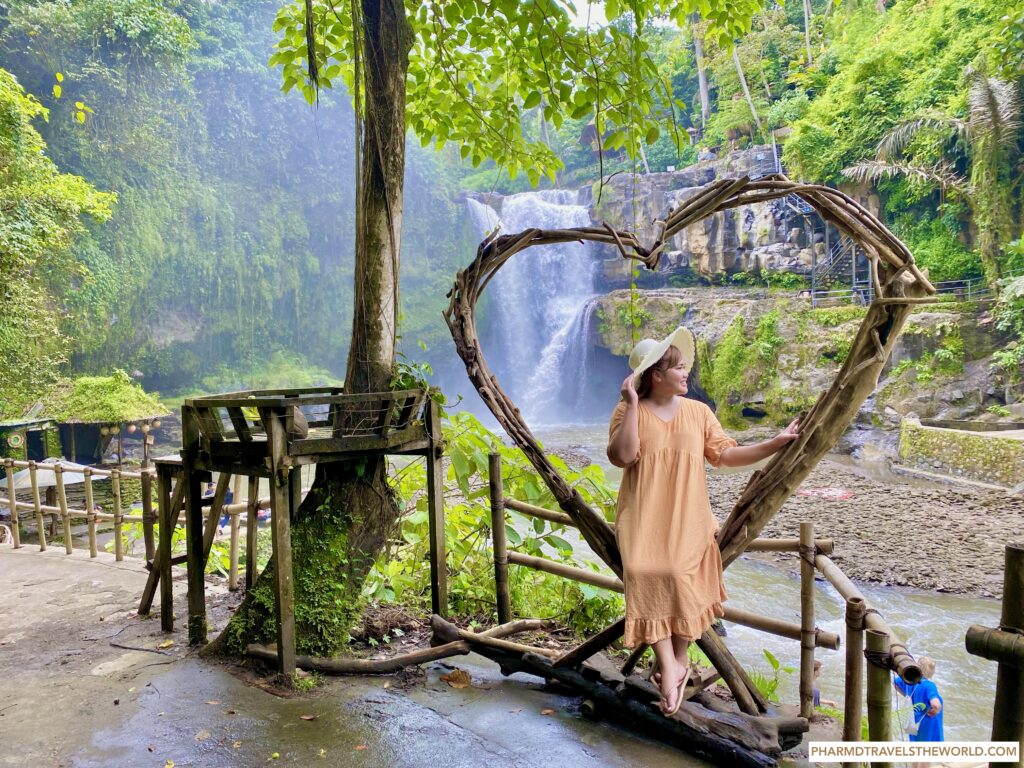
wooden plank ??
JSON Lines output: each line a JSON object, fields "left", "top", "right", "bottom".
{"left": 226, "top": 407, "right": 253, "bottom": 443}
{"left": 393, "top": 391, "right": 424, "bottom": 430}
{"left": 489, "top": 453, "right": 511, "bottom": 624}
{"left": 193, "top": 406, "right": 226, "bottom": 442}
{"left": 185, "top": 467, "right": 207, "bottom": 645}
{"left": 553, "top": 619, "right": 626, "bottom": 669}
{"left": 425, "top": 399, "right": 447, "bottom": 618}
{"left": 158, "top": 470, "right": 175, "bottom": 631}
{"left": 245, "top": 475, "right": 259, "bottom": 591}
{"left": 4, "top": 459, "right": 19, "bottom": 548}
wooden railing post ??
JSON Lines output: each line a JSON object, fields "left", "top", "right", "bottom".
{"left": 489, "top": 452, "right": 511, "bottom": 624}
{"left": 245, "top": 475, "right": 258, "bottom": 591}
{"left": 799, "top": 521, "right": 815, "bottom": 719}
{"left": 55, "top": 464, "right": 72, "bottom": 554}
{"left": 29, "top": 461, "right": 45, "bottom": 551}
{"left": 111, "top": 469, "right": 123, "bottom": 561}
{"left": 866, "top": 629, "right": 892, "bottom": 766}
{"left": 141, "top": 470, "right": 155, "bottom": 561}
{"left": 4, "top": 458, "right": 19, "bottom": 548}
{"left": 425, "top": 399, "right": 447, "bottom": 618}
{"left": 991, "top": 544, "right": 1024, "bottom": 757}
{"left": 842, "top": 596, "right": 865, "bottom": 763}
{"left": 85, "top": 467, "right": 97, "bottom": 558}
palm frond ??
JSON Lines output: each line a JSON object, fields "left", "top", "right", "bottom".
{"left": 875, "top": 115, "right": 966, "bottom": 160}
{"left": 966, "top": 69, "right": 1021, "bottom": 149}
{"left": 842, "top": 159, "right": 968, "bottom": 192}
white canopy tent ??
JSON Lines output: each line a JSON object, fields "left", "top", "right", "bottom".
{"left": 0, "top": 458, "right": 90, "bottom": 490}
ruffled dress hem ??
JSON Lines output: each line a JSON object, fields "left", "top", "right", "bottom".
{"left": 624, "top": 600, "right": 725, "bottom": 647}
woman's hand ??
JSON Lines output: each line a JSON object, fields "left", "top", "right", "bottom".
{"left": 620, "top": 372, "right": 639, "bottom": 406}
{"left": 773, "top": 418, "right": 800, "bottom": 446}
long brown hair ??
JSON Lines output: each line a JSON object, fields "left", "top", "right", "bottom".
{"left": 636, "top": 345, "right": 683, "bottom": 399}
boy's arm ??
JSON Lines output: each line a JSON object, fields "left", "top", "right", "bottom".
{"left": 926, "top": 697, "right": 942, "bottom": 717}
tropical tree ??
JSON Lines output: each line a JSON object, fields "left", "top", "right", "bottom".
{"left": 0, "top": 69, "right": 114, "bottom": 417}
{"left": 843, "top": 65, "right": 1021, "bottom": 288}
{"left": 215, "top": 0, "right": 762, "bottom": 656}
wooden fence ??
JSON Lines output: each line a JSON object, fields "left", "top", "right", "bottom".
{"left": 488, "top": 452, "right": 919, "bottom": 757}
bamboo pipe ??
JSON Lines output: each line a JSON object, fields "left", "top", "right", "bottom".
{"left": 111, "top": 469, "right": 123, "bottom": 561}
{"left": 55, "top": 464, "right": 72, "bottom": 555}
{"left": 842, "top": 596, "right": 865, "bottom": 759}
{"left": 816, "top": 554, "right": 921, "bottom": 684}
{"left": 866, "top": 629, "right": 892, "bottom": 763}
{"left": 991, "top": 543, "right": 1024, "bottom": 752}
{"left": 5, "top": 459, "right": 19, "bottom": 548}
{"left": 245, "top": 475, "right": 258, "bottom": 591}
{"left": 84, "top": 467, "right": 97, "bottom": 558}
{"left": 6, "top": 459, "right": 154, "bottom": 480}
{"left": 506, "top": 551, "right": 840, "bottom": 648}
{"left": 799, "top": 522, "right": 815, "bottom": 719}
{"left": 505, "top": 498, "right": 835, "bottom": 554}
{"left": 228, "top": 505, "right": 241, "bottom": 591}
{"left": 489, "top": 453, "right": 512, "bottom": 624}
{"left": 29, "top": 461, "right": 44, "bottom": 551}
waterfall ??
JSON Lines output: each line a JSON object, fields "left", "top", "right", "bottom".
{"left": 465, "top": 189, "right": 599, "bottom": 424}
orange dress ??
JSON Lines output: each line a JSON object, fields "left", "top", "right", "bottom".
{"left": 608, "top": 397, "right": 737, "bottom": 647}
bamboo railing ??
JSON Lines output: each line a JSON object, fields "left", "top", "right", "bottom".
{"left": 2, "top": 458, "right": 276, "bottom": 589}
{"left": 488, "top": 452, "right": 919, "bottom": 745}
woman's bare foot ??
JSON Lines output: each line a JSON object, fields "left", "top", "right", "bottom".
{"left": 658, "top": 664, "right": 691, "bottom": 716}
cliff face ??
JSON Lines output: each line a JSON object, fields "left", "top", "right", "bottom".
{"left": 583, "top": 147, "right": 880, "bottom": 285}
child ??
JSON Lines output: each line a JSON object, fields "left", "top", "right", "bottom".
{"left": 813, "top": 660, "right": 837, "bottom": 708}
{"left": 894, "top": 656, "right": 944, "bottom": 743}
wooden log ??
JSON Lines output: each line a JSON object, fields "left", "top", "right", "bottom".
{"left": 425, "top": 399, "right": 447, "bottom": 618}
{"left": 247, "top": 618, "right": 555, "bottom": 675}
{"left": 865, "top": 628, "right": 892, "bottom": 762}
{"left": 489, "top": 453, "right": 512, "bottom": 624}
{"left": 84, "top": 467, "right": 97, "bottom": 558}
{"left": 5, "top": 459, "right": 19, "bottom": 548}
{"left": 29, "top": 461, "right": 45, "bottom": 551}
{"left": 799, "top": 522, "right": 815, "bottom": 718}
{"left": 111, "top": 469, "right": 123, "bottom": 561}
{"left": 508, "top": 550, "right": 621, "bottom": 591}
{"left": 430, "top": 614, "right": 559, "bottom": 658}
{"left": 816, "top": 554, "right": 921, "bottom": 683}
{"left": 158, "top": 469, "right": 175, "bottom": 632}
{"left": 185, "top": 467, "right": 206, "bottom": 645}
{"left": 441, "top": 637, "right": 798, "bottom": 766}
{"left": 245, "top": 475, "right": 259, "bottom": 591}
{"left": 620, "top": 643, "right": 649, "bottom": 676}
{"left": 138, "top": 475, "right": 185, "bottom": 616}
{"left": 697, "top": 631, "right": 764, "bottom": 716}
{"left": 842, "top": 596, "right": 865, "bottom": 759}
{"left": 141, "top": 470, "right": 155, "bottom": 561}
{"left": 505, "top": 498, "right": 577, "bottom": 527}
{"left": 990, "top": 543, "right": 1024, "bottom": 753}
{"left": 553, "top": 619, "right": 625, "bottom": 669}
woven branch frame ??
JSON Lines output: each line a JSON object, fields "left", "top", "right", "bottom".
{"left": 443, "top": 175, "right": 935, "bottom": 578}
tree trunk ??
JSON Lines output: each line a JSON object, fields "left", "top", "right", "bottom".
{"left": 733, "top": 49, "right": 765, "bottom": 143}
{"left": 207, "top": 0, "right": 415, "bottom": 659}
{"left": 802, "top": 0, "right": 813, "bottom": 66}
{"left": 689, "top": 13, "right": 711, "bottom": 130}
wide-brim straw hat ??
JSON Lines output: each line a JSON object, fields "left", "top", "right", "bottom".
{"left": 629, "top": 326, "right": 696, "bottom": 385}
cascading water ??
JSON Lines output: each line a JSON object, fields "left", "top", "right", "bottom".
{"left": 465, "top": 190, "right": 601, "bottom": 424}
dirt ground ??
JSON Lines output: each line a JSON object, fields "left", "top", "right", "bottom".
{"left": 707, "top": 457, "right": 1023, "bottom": 598}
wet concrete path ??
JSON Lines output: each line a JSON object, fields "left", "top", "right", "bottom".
{"left": 0, "top": 547, "right": 714, "bottom": 767}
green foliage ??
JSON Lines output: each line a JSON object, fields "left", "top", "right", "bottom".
{"left": 39, "top": 369, "right": 168, "bottom": 423}
{"left": 810, "top": 306, "right": 868, "bottom": 328}
{"left": 747, "top": 648, "right": 795, "bottom": 704}
{"left": 270, "top": 0, "right": 761, "bottom": 187}
{"left": 0, "top": 68, "right": 114, "bottom": 417}
{"left": 363, "top": 410, "right": 623, "bottom": 636}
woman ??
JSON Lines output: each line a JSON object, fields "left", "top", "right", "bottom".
{"left": 607, "top": 326, "right": 799, "bottom": 716}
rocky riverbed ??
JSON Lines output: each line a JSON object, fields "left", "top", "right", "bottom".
{"left": 707, "top": 457, "right": 1022, "bottom": 599}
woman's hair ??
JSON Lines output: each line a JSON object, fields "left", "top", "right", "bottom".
{"left": 636, "top": 345, "right": 683, "bottom": 399}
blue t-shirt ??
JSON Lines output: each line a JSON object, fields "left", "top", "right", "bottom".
{"left": 894, "top": 676, "right": 944, "bottom": 742}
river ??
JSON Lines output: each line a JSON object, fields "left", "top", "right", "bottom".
{"left": 533, "top": 422, "right": 1002, "bottom": 740}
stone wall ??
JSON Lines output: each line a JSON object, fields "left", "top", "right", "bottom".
{"left": 898, "top": 418, "right": 1024, "bottom": 488}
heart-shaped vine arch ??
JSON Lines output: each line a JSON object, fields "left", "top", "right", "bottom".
{"left": 443, "top": 174, "right": 934, "bottom": 618}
